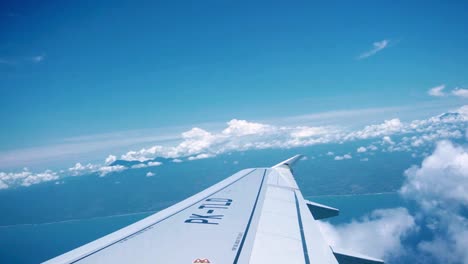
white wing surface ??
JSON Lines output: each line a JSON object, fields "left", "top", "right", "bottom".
{"left": 44, "top": 155, "right": 383, "bottom": 264}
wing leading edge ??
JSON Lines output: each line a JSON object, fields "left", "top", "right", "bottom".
{"left": 44, "top": 156, "right": 383, "bottom": 264}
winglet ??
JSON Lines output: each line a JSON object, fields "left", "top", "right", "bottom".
{"left": 272, "top": 154, "right": 303, "bottom": 168}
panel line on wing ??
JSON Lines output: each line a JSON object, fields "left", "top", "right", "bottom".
{"left": 295, "top": 192, "right": 311, "bottom": 264}
{"left": 232, "top": 169, "right": 267, "bottom": 264}
{"left": 70, "top": 168, "right": 258, "bottom": 264}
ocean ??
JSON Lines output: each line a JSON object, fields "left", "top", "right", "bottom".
{"left": 0, "top": 143, "right": 421, "bottom": 263}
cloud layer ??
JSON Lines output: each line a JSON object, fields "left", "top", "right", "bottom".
{"left": 0, "top": 106, "right": 467, "bottom": 189}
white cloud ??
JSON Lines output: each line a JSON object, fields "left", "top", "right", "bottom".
{"left": 418, "top": 214, "right": 468, "bottom": 264}
{"left": 427, "top": 85, "right": 468, "bottom": 99}
{"left": 347, "top": 119, "right": 404, "bottom": 140}
{"left": 98, "top": 165, "right": 127, "bottom": 177}
{"left": 2, "top": 104, "right": 466, "bottom": 171}
{"left": 120, "top": 146, "right": 164, "bottom": 162}
{"left": 105, "top": 155, "right": 117, "bottom": 165}
{"left": 382, "top": 136, "right": 395, "bottom": 145}
{"left": 2, "top": 105, "right": 468, "bottom": 189}
{"left": 68, "top": 162, "right": 98, "bottom": 176}
{"left": 334, "top": 154, "right": 352, "bottom": 160}
{"left": 452, "top": 88, "right": 468, "bottom": 98}
{"left": 172, "top": 159, "right": 183, "bottom": 163}
{"left": 188, "top": 153, "right": 214, "bottom": 160}
{"left": 321, "top": 138, "right": 468, "bottom": 263}
{"left": 0, "top": 168, "right": 59, "bottom": 188}
{"left": 290, "top": 126, "right": 329, "bottom": 138}
{"left": 357, "top": 40, "right": 390, "bottom": 59}
{"left": 147, "top": 161, "right": 162, "bottom": 167}
{"left": 21, "top": 170, "right": 58, "bottom": 187}
{"left": 368, "top": 145, "right": 378, "bottom": 151}
{"left": 400, "top": 140, "right": 468, "bottom": 210}
{"left": 222, "top": 119, "right": 272, "bottom": 136}
{"left": 319, "top": 208, "right": 416, "bottom": 259}
{"left": 428, "top": 84, "right": 446, "bottom": 97}
{"left": 399, "top": 140, "right": 468, "bottom": 263}
{"left": 146, "top": 172, "right": 155, "bottom": 177}
{"left": 131, "top": 161, "right": 162, "bottom": 169}
{"left": 357, "top": 147, "right": 367, "bottom": 153}
{"left": 117, "top": 120, "right": 337, "bottom": 163}
{"left": 326, "top": 151, "right": 334, "bottom": 156}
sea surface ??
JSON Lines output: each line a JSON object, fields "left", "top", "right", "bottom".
{"left": 0, "top": 142, "right": 421, "bottom": 263}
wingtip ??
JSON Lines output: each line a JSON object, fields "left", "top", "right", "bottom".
{"left": 272, "top": 154, "right": 304, "bottom": 168}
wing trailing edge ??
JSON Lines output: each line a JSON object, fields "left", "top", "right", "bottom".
{"left": 305, "top": 200, "right": 339, "bottom": 220}
{"left": 332, "top": 247, "right": 384, "bottom": 264}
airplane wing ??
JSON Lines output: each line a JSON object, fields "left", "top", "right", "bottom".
{"left": 44, "top": 155, "right": 383, "bottom": 264}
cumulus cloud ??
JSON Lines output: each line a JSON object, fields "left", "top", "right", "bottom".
{"left": 319, "top": 208, "right": 416, "bottom": 259}
{"left": 401, "top": 140, "right": 468, "bottom": 210}
{"left": 131, "top": 164, "right": 147, "bottom": 169}
{"left": 98, "top": 165, "right": 127, "bottom": 177}
{"left": 120, "top": 146, "right": 164, "bottom": 162}
{"left": 21, "top": 170, "right": 59, "bottom": 186}
{"left": 131, "top": 161, "right": 163, "bottom": 169}
{"left": 334, "top": 154, "right": 352, "bottom": 160}
{"left": 382, "top": 136, "right": 395, "bottom": 145}
{"left": 347, "top": 119, "right": 404, "bottom": 140}
{"left": 290, "top": 126, "right": 329, "bottom": 138}
{"left": 68, "top": 162, "right": 99, "bottom": 176}
{"left": 105, "top": 155, "right": 117, "bottom": 165}
{"left": 428, "top": 84, "right": 446, "bottom": 97}
{"left": 80, "top": 107, "right": 468, "bottom": 167}
{"left": 368, "top": 145, "right": 378, "bottom": 151}
{"left": 321, "top": 138, "right": 468, "bottom": 263}
{"left": 0, "top": 168, "right": 59, "bottom": 187}
{"left": 222, "top": 119, "right": 272, "bottom": 136}
{"left": 2, "top": 106, "right": 468, "bottom": 189}
{"left": 357, "top": 147, "right": 367, "bottom": 153}
{"left": 117, "top": 119, "right": 337, "bottom": 163}
{"left": 357, "top": 40, "right": 390, "bottom": 59}
{"left": 188, "top": 153, "right": 214, "bottom": 160}
{"left": 146, "top": 172, "right": 155, "bottom": 177}
{"left": 400, "top": 140, "right": 468, "bottom": 263}
{"left": 147, "top": 161, "right": 162, "bottom": 167}
{"left": 452, "top": 88, "right": 468, "bottom": 98}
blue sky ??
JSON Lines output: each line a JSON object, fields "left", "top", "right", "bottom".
{"left": 1, "top": 2, "right": 468, "bottom": 263}
{"left": 1, "top": 1, "right": 468, "bottom": 153}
